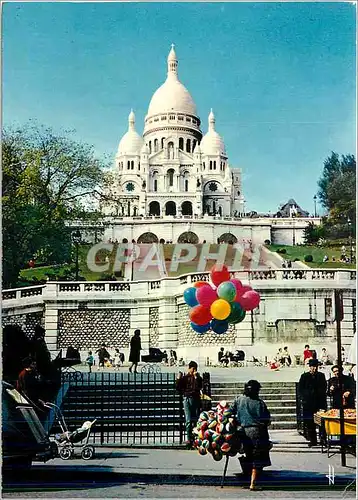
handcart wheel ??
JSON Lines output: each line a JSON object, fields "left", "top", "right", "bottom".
{"left": 81, "top": 445, "right": 95, "bottom": 460}
{"left": 154, "top": 364, "right": 161, "bottom": 374}
{"left": 141, "top": 365, "right": 148, "bottom": 373}
{"left": 59, "top": 447, "right": 73, "bottom": 460}
{"left": 148, "top": 365, "right": 155, "bottom": 374}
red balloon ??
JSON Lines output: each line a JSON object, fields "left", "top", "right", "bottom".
{"left": 234, "top": 284, "right": 252, "bottom": 302}
{"left": 237, "top": 290, "right": 261, "bottom": 311}
{"left": 193, "top": 281, "right": 207, "bottom": 289}
{"left": 210, "top": 264, "right": 231, "bottom": 287}
{"left": 189, "top": 305, "right": 213, "bottom": 325}
{"left": 196, "top": 284, "right": 218, "bottom": 307}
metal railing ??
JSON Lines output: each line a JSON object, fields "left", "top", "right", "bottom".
{"left": 52, "top": 372, "right": 187, "bottom": 446}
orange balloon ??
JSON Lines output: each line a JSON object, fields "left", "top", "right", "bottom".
{"left": 193, "top": 281, "right": 208, "bottom": 289}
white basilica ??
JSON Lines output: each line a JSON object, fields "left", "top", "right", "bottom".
{"left": 103, "top": 45, "right": 245, "bottom": 219}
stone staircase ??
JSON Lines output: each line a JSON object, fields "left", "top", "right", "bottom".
{"left": 210, "top": 381, "right": 297, "bottom": 430}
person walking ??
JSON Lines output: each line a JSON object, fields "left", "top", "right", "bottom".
{"left": 17, "top": 357, "right": 40, "bottom": 403}
{"left": 176, "top": 361, "right": 203, "bottom": 448}
{"left": 298, "top": 358, "right": 327, "bottom": 447}
{"left": 129, "top": 330, "right": 141, "bottom": 373}
{"left": 229, "top": 379, "right": 271, "bottom": 491}
{"left": 327, "top": 365, "right": 356, "bottom": 409}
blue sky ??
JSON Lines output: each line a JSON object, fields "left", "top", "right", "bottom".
{"left": 3, "top": 2, "right": 356, "bottom": 214}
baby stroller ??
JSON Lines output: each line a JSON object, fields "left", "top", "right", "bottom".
{"left": 42, "top": 401, "right": 96, "bottom": 460}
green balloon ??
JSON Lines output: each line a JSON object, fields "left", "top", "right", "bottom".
{"left": 217, "top": 281, "right": 236, "bottom": 302}
{"left": 227, "top": 302, "right": 246, "bottom": 324}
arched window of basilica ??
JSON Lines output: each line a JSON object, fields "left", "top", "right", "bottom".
{"left": 168, "top": 142, "right": 174, "bottom": 159}
{"left": 138, "top": 162, "right": 140, "bottom": 171}
{"left": 127, "top": 161, "right": 130, "bottom": 170}
{"left": 213, "top": 161, "right": 216, "bottom": 170}
{"left": 154, "top": 139, "right": 158, "bottom": 152}
{"left": 161, "top": 138, "right": 165, "bottom": 149}
{"left": 203, "top": 162, "right": 205, "bottom": 170}
{"left": 179, "top": 138, "right": 184, "bottom": 151}
{"left": 185, "top": 179, "right": 189, "bottom": 192}
{"left": 209, "top": 161, "right": 212, "bottom": 170}
{"left": 131, "top": 161, "right": 134, "bottom": 170}
{"left": 186, "top": 139, "right": 191, "bottom": 153}
{"left": 152, "top": 171, "right": 158, "bottom": 192}
{"left": 167, "top": 169, "right": 175, "bottom": 187}
{"left": 149, "top": 141, "right": 152, "bottom": 154}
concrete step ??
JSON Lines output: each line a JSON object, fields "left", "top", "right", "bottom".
{"left": 211, "top": 393, "right": 296, "bottom": 401}
{"left": 270, "top": 421, "right": 297, "bottom": 430}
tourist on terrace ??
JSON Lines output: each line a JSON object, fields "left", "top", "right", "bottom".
{"left": 86, "top": 351, "right": 94, "bottom": 373}
{"left": 229, "top": 380, "right": 271, "bottom": 491}
{"left": 282, "top": 346, "right": 292, "bottom": 367}
{"left": 113, "top": 348, "right": 122, "bottom": 370}
{"left": 176, "top": 361, "right": 202, "bottom": 448}
{"left": 303, "top": 344, "right": 313, "bottom": 365}
{"left": 298, "top": 358, "right": 327, "bottom": 447}
{"left": 319, "top": 347, "right": 331, "bottom": 365}
{"left": 327, "top": 365, "right": 356, "bottom": 409}
{"left": 96, "top": 344, "right": 110, "bottom": 371}
{"left": 129, "top": 330, "right": 141, "bottom": 373}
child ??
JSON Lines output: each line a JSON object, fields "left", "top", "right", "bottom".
{"left": 86, "top": 351, "right": 94, "bottom": 373}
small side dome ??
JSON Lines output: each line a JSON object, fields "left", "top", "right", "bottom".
{"left": 117, "top": 110, "right": 143, "bottom": 155}
{"left": 200, "top": 109, "right": 226, "bottom": 156}
{"left": 141, "top": 142, "right": 150, "bottom": 154}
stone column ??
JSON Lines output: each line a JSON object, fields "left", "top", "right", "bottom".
{"left": 234, "top": 312, "right": 253, "bottom": 346}
{"left": 44, "top": 305, "right": 59, "bottom": 354}
{"left": 132, "top": 302, "right": 151, "bottom": 350}
{"left": 158, "top": 297, "right": 178, "bottom": 349}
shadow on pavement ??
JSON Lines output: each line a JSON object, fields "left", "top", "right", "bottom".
{"left": 2, "top": 466, "right": 356, "bottom": 493}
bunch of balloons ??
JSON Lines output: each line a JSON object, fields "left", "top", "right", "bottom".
{"left": 193, "top": 401, "right": 241, "bottom": 461}
{"left": 183, "top": 264, "right": 261, "bottom": 335}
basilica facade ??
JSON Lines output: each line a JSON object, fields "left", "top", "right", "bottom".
{"left": 103, "top": 45, "right": 245, "bottom": 220}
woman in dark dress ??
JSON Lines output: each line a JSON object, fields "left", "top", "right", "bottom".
{"left": 229, "top": 379, "right": 271, "bottom": 491}
{"left": 129, "top": 330, "right": 141, "bottom": 373}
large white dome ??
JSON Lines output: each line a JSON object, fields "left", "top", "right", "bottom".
{"left": 200, "top": 110, "right": 226, "bottom": 155}
{"left": 117, "top": 110, "right": 143, "bottom": 155}
{"left": 147, "top": 45, "right": 197, "bottom": 117}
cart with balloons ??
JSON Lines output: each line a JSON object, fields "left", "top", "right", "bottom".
{"left": 183, "top": 264, "right": 262, "bottom": 485}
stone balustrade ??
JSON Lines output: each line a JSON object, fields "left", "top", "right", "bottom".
{"left": 68, "top": 215, "right": 320, "bottom": 227}
{"left": 2, "top": 269, "right": 355, "bottom": 310}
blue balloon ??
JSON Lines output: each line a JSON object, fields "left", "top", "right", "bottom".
{"left": 191, "top": 322, "right": 210, "bottom": 334}
{"left": 210, "top": 319, "right": 229, "bottom": 334}
{"left": 184, "top": 287, "right": 199, "bottom": 307}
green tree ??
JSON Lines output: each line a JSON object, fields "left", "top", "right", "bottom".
{"left": 303, "top": 222, "right": 326, "bottom": 245}
{"left": 317, "top": 152, "right": 356, "bottom": 224}
{"left": 2, "top": 123, "right": 110, "bottom": 287}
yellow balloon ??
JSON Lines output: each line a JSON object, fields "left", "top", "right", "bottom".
{"left": 210, "top": 299, "right": 231, "bottom": 320}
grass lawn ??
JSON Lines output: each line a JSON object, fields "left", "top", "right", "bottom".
{"left": 18, "top": 242, "right": 355, "bottom": 286}
{"left": 267, "top": 244, "right": 355, "bottom": 269}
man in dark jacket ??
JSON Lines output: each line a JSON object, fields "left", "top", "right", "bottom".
{"left": 298, "top": 358, "right": 327, "bottom": 447}
{"left": 176, "top": 361, "right": 202, "bottom": 447}
{"left": 328, "top": 365, "right": 356, "bottom": 409}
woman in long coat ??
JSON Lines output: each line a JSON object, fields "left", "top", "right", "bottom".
{"left": 129, "top": 330, "right": 141, "bottom": 373}
{"left": 229, "top": 379, "right": 271, "bottom": 490}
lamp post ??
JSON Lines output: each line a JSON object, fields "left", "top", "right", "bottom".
{"left": 347, "top": 217, "right": 353, "bottom": 263}
{"left": 72, "top": 229, "right": 81, "bottom": 281}
{"left": 313, "top": 195, "right": 317, "bottom": 218}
